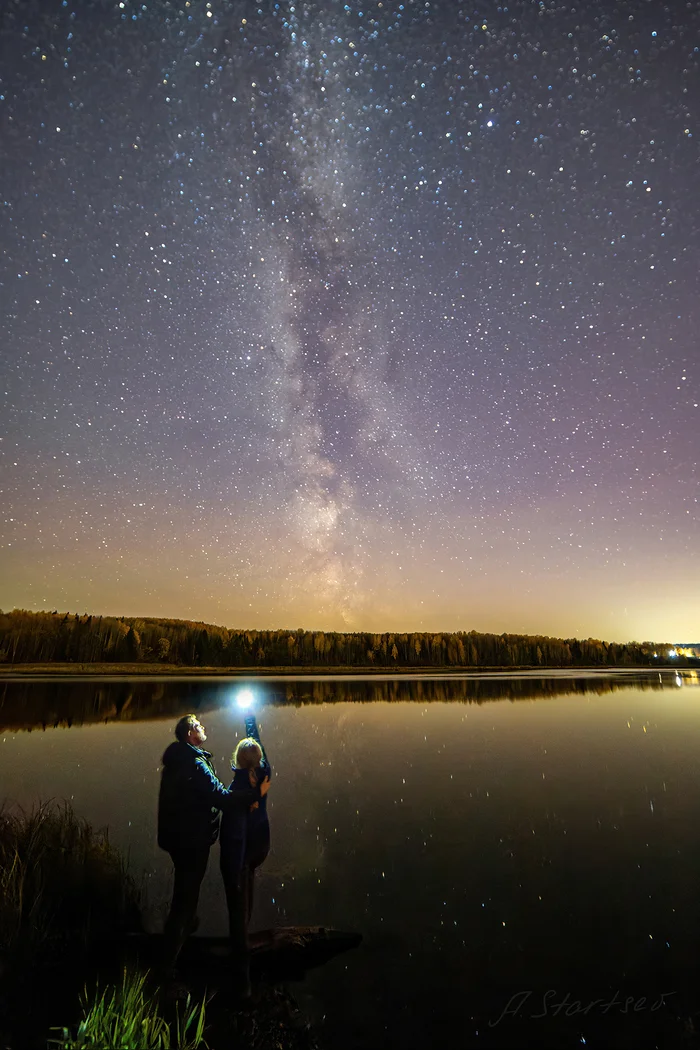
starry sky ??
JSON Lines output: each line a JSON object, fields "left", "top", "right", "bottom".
{"left": 1, "top": 0, "right": 698, "bottom": 642}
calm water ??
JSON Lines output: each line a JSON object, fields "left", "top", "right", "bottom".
{"left": 2, "top": 671, "right": 700, "bottom": 1048}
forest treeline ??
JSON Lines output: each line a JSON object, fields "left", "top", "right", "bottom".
{"left": 0, "top": 609, "right": 686, "bottom": 669}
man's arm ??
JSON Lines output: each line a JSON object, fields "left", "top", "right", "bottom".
{"left": 190, "top": 755, "right": 260, "bottom": 810}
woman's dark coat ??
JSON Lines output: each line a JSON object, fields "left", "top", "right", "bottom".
{"left": 220, "top": 719, "right": 271, "bottom": 874}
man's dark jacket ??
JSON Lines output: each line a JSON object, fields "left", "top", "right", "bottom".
{"left": 158, "top": 741, "right": 258, "bottom": 852}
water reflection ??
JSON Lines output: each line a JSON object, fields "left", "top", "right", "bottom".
{"left": 0, "top": 671, "right": 690, "bottom": 733}
{"left": 2, "top": 672, "right": 700, "bottom": 1048}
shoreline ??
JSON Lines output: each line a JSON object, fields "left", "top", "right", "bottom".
{"left": 0, "top": 662, "right": 689, "bottom": 678}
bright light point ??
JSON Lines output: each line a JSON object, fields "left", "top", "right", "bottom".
{"left": 236, "top": 688, "right": 255, "bottom": 710}
{"left": 486, "top": 120, "right": 493, "bottom": 127}
{"left": 668, "top": 650, "right": 677, "bottom": 658}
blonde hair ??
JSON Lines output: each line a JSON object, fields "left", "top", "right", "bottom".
{"left": 233, "top": 737, "right": 263, "bottom": 770}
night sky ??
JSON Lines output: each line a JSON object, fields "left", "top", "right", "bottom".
{"left": 1, "top": 0, "right": 698, "bottom": 641}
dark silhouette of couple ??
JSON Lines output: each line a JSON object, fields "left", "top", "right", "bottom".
{"left": 157, "top": 712, "right": 271, "bottom": 994}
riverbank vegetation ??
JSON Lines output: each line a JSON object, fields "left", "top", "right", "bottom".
{"left": 0, "top": 609, "right": 690, "bottom": 670}
{"left": 0, "top": 800, "right": 141, "bottom": 971}
{"left": 0, "top": 800, "right": 318, "bottom": 1050}
{"left": 0, "top": 800, "right": 143, "bottom": 1047}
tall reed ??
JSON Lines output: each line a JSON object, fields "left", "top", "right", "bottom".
{"left": 0, "top": 799, "right": 141, "bottom": 968}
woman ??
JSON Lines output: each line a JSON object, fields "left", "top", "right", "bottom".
{"left": 219, "top": 714, "right": 271, "bottom": 993}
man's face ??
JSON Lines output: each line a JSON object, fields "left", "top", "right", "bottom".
{"left": 187, "top": 720, "right": 207, "bottom": 747}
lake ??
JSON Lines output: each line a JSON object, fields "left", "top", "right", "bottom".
{"left": 2, "top": 670, "right": 700, "bottom": 1048}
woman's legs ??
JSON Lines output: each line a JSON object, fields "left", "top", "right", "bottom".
{"left": 220, "top": 856, "right": 250, "bottom": 994}
{"left": 244, "top": 863, "right": 255, "bottom": 925}
{"left": 244, "top": 827, "right": 270, "bottom": 926}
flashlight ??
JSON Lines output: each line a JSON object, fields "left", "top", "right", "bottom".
{"left": 236, "top": 688, "right": 255, "bottom": 711}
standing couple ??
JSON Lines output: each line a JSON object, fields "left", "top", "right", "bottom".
{"left": 157, "top": 712, "right": 271, "bottom": 994}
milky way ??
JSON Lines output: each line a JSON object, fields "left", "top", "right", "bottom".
{"left": 1, "top": 0, "right": 698, "bottom": 639}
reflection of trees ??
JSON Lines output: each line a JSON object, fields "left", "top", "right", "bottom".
{"left": 0, "top": 679, "right": 223, "bottom": 732}
{"left": 279, "top": 676, "right": 668, "bottom": 706}
{"left": 0, "top": 674, "right": 671, "bottom": 732}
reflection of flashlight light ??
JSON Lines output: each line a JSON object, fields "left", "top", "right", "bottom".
{"left": 236, "top": 688, "right": 255, "bottom": 710}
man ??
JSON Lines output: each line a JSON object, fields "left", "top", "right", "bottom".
{"left": 157, "top": 713, "right": 270, "bottom": 974}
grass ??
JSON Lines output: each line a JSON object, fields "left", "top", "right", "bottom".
{"left": 0, "top": 799, "right": 141, "bottom": 969}
{"left": 48, "top": 969, "right": 208, "bottom": 1049}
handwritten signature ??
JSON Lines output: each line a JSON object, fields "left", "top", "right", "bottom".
{"left": 489, "top": 989, "right": 677, "bottom": 1027}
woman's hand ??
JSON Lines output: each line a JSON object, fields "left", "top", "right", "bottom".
{"left": 260, "top": 775, "right": 271, "bottom": 797}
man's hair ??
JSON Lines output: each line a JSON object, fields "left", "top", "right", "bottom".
{"left": 175, "top": 714, "right": 199, "bottom": 742}
{"left": 232, "top": 737, "right": 262, "bottom": 770}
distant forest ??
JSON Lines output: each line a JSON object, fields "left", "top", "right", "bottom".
{"left": 0, "top": 609, "right": 688, "bottom": 669}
